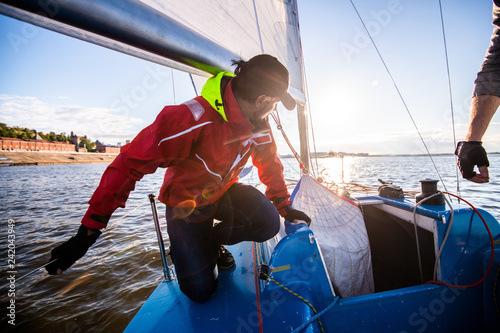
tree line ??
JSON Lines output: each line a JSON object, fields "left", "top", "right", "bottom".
{"left": 0, "top": 123, "right": 96, "bottom": 150}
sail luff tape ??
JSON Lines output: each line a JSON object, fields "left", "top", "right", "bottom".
{"left": 289, "top": 86, "right": 307, "bottom": 106}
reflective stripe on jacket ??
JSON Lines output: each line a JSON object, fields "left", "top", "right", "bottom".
{"left": 82, "top": 75, "right": 292, "bottom": 229}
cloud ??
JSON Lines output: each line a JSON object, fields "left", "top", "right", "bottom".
{"left": 0, "top": 95, "right": 145, "bottom": 144}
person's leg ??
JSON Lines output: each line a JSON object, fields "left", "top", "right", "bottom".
{"left": 473, "top": 2, "right": 500, "bottom": 96}
{"left": 212, "top": 183, "right": 280, "bottom": 245}
{"left": 166, "top": 205, "right": 218, "bottom": 302}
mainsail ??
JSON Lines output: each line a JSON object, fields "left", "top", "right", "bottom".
{"left": 0, "top": 0, "right": 305, "bottom": 104}
{"left": 141, "top": 0, "right": 305, "bottom": 100}
{"left": 0, "top": 0, "right": 310, "bottom": 167}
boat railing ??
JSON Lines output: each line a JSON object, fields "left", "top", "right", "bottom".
{"left": 148, "top": 194, "right": 175, "bottom": 281}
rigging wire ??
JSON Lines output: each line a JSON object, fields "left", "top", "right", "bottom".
{"left": 171, "top": 69, "right": 176, "bottom": 105}
{"left": 438, "top": 0, "right": 461, "bottom": 197}
{"left": 302, "top": 59, "right": 320, "bottom": 179}
{"left": 282, "top": 155, "right": 302, "bottom": 179}
{"left": 348, "top": 0, "right": 449, "bottom": 194}
{"left": 189, "top": 73, "right": 199, "bottom": 96}
{"left": 270, "top": 106, "right": 311, "bottom": 175}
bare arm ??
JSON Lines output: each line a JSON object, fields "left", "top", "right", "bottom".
{"left": 465, "top": 95, "right": 499, "bottom": 141}
{"left": 456, "top": 95, "right": 498, "bottom": 183}
{"left": 457, "top": 3, "right": 500, "bottom": 183}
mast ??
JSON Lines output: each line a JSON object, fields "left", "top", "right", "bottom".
{"left": 297, "top": 104, "right": 310, "bottom": 173}
{"left": 293, "top": 0, "right": 310, "bottom": 173}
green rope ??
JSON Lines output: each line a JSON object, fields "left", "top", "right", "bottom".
{"left": 262, "top": 272, "right": 325, "bottom": 333}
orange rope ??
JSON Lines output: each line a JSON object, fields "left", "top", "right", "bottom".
{"left": 270, "top": 108, "right": 308, "bottom": 173}
{"left": 426, "top": 192, "right": 495, "bottom": 288}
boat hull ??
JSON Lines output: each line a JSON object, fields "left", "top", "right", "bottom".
{"left": 126, "top": 195, "right": 500, "bottom": 332}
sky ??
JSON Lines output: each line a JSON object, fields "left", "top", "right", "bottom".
{"left": 0, "top": 0, "right": 498, "bottom": 155}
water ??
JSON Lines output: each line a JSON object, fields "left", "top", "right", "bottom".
{"left": 1, "top": 155, "right": 499, "bottom": 332}
{"left": 311, "top": 154, "right": 500, "bottom": 218}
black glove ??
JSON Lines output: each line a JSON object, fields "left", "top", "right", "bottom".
{"left": 46, "top": 224, "right": 101, "bottom": 275}
{"left": 283, "top": 205, "right": 311, "bottom": 226}
{"left": 455, "top": 141, "right": 490, "bottom": 179}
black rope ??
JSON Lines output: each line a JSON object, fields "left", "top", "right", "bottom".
{"left": 348, "top": 0, "right": 449, "bottom": 194}
{"left": 438, "top": 0, "right": 461, "bottom": 197}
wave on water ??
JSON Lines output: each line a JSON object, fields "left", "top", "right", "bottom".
{"left": 0, "top": 155, "right": 498, "bottom": 331}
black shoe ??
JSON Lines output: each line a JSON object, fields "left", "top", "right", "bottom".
{"left": 216, "top": 245, "right": 235, "bottom": 269}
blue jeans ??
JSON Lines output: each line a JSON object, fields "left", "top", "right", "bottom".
{"left": 165, "top": 182, "right": 280, "bottom": 302}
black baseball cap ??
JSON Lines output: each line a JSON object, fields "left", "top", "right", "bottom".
{"left": 236, "top": 54, "right": 296, "bottom": 110}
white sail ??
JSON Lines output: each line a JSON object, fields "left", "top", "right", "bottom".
{"left": 0, "top": 0, "right": 310, "bottom": 164}
{"left": 141, "top": 0, "right": 304, "bottom": 100}
{"left": 291, "top": 175, "right": 375, "bottom": 298}
{"left": 0, "top": 0, "right": 305, "bottom": 103}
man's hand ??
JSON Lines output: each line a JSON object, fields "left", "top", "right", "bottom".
{"left": 283, "top": 205, "right": 311, "bottom": 226}
{"left": 455, "top": 141, "right": 490, "bottom": 183}
{"left": 46, "top": 224, "right": 101, "bottom": 275}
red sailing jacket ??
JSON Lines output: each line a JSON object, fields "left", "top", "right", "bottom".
{"left": 82, "top": 73, "right": 292, "bottom": 229}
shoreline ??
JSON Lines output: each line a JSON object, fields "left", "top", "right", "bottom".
{"left": 3, "top": 151, "right": 498, "bottom": 166}
{"left": 0, "top": 151, "right": 118, "bottom": 166}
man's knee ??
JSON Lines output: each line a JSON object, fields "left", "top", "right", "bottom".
{"left": 181, "top": 283, "right": 217, "bottom": 303}
{"left": 253, "top": 207, "right": 280, "bottom": 242}
{"left": 179, "top": 269, "right": 218, "bottom": 302}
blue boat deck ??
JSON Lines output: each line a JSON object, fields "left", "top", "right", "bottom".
{"left": 125, "top": 241, "right": 260, "bottom": 332}
{"left": 125, "top": 223, "right": 337, "bottom": 332}
{"left": 125, "top": 197, "right": 500, "bottom": 332}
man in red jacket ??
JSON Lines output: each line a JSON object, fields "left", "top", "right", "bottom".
{"left": 46, "top": 54, "right": 310, "bottom": 302}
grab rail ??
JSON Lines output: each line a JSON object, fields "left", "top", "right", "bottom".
{"left": 148, "top": 194, "right": 174, "bottom": 281}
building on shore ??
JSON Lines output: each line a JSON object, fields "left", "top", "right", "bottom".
{"left": 70, "top": 131, "right": 82, "bottom": 145}
{"left": 0, "top": 136, "right": 75, "bottom": 152}
{"left": 76, "top": 146, "right": 88, "bottom": 153}
{"left": 95, "top": 140, "right": 121, "bottom": 154}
